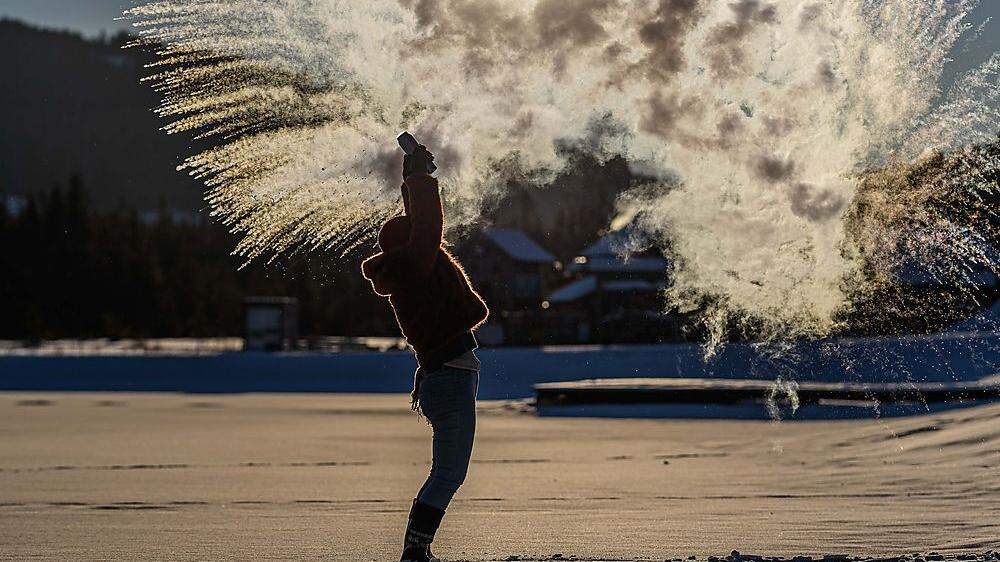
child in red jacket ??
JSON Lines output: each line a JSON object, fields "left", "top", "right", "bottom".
{"left": 362, "top": 143, "right": 489, "bottom": 562}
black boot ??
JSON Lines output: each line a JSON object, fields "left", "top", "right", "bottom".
{"left": 400, "top": 499, "right": 445, "bottom": 562}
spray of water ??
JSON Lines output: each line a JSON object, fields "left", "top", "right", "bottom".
{"left": 766, "top": 376, "right": 800, "bottom": 420}
{"left": 124, "top": 0, "right": 1000, "bottom": 343}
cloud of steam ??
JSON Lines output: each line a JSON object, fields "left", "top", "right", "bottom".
{"left": 125, "top": 0, "right": 999, "bottom": 339}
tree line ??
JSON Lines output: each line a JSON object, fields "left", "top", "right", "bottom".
{"left": 0, "top": 177, "right": 398, "bottom": 340}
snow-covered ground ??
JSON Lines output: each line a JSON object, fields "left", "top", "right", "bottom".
{"left": 1, "top": 392, "right": 997, "bottom": 560}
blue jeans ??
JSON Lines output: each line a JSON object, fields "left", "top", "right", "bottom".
{"left": 415, "top": 367, "right": 479, "bottom": 511}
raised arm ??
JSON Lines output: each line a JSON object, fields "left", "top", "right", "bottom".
{"left": 401, "top": 182, "right": 411, "bottom": 216}
{"left": 403, "top": 173, "right": 443, "bottom": 278}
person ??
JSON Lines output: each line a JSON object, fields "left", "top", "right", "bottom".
{"left": 361, "top": 142, "right": 489, "bottom": 562}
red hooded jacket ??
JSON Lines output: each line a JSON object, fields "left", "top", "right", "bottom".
{"left": 361, "top": 174, "right": 489, "bottom": 369}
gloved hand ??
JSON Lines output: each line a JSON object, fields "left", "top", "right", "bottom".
{"left": 403, "top": 144, "right": 436, "bottom": 180}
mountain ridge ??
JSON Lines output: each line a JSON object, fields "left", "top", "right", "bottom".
{"left": 1, "top": 19, "right": 204, "bottom": 210}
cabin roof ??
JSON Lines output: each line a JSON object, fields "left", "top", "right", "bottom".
{"left": 484, "top": 227, "right": 556, "bottom": 264}
{"left": 572, "top": 226, "right": 668, "bottom": 274}
{"left": 546, "top": 276, "right": 598, "bottom": 303}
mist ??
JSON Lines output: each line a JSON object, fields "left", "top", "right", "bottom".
{"left": 125, "top": 0, "right": 999, "bottom": 343}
